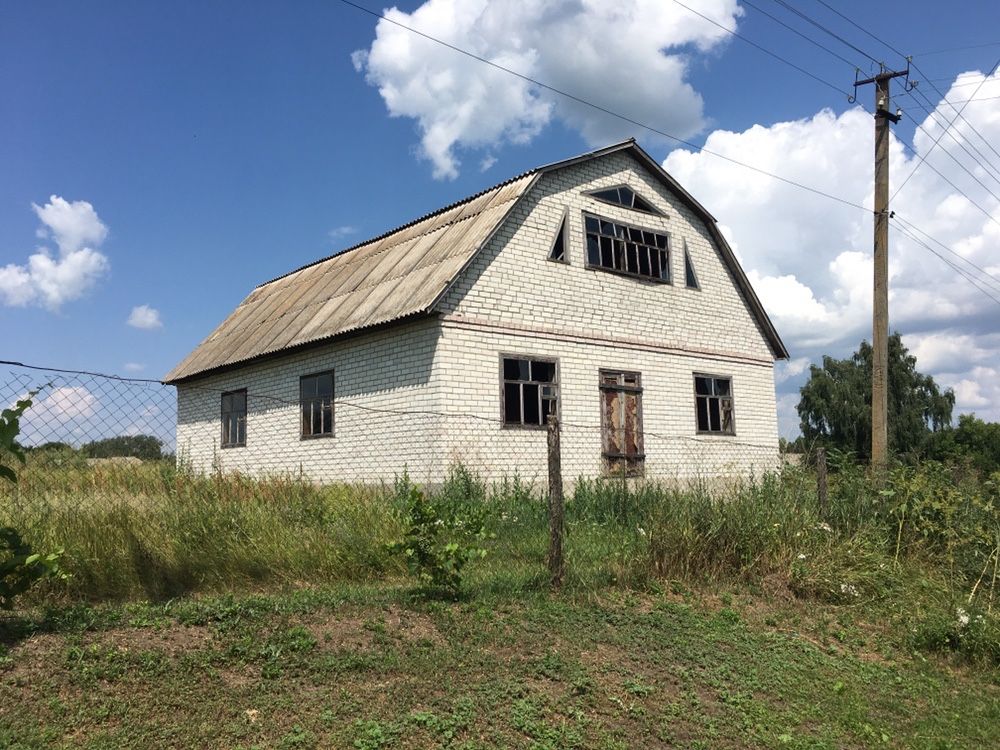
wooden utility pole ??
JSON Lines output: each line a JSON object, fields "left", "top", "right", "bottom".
{"left": 854, "top": 66, "right": 908, "bottom": 473}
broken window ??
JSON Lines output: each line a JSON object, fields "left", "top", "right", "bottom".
{"left": 221, "top": 389, "right": 247, "bottom": 448}
{"left": 600, "top": 370, "right": 644, "bottom": 475}
{"left": 300, "top": 371, "right": 334, "bottom": 438}
{"left": 694, "top": 375, "right": 734, "bottom": 434}
{"left": 584, "top": 213, "right": 670, "bottom": 282}
{"left": 684, "top": 243, "right": 700, "bottom": 289}
{"left": 548, "top": 212, "right": 568, "bottom": 262}
{"left": 502, "top": 356, "right": 558, "bottom": 427}
{"left": 586, "top": 185, "right": 661, "bottom": 215}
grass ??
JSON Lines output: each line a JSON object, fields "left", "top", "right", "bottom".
{"left": 1, "top": 584, "right": 999, "bottom": 748}
{"left": 2, "top": 454, "right": 1000, "bottom": 746}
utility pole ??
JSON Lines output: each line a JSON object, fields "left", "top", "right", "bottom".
{"left": 854, "top": 65, "right": 908, "bottom": 474}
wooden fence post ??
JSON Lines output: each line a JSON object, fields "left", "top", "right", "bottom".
{"left": 547, "top": 414, "right": 564, "bottom": 588}
{"left": 816, "top": 447, "right": 829, "bottom": 519}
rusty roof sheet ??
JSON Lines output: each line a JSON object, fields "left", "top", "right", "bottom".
{"left": 164, "top": 172, "right": 538, "bottom": 382}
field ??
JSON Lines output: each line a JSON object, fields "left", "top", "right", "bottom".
{"left": 1, "top": 457, "right": 999, "bottom": 748}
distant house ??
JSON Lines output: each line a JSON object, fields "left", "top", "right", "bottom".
{"left": 165, "top": 139, "right": 788, "bottom": 483}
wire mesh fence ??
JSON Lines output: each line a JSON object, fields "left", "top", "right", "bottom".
{"left": 1, "top": 361, "right": 784, "bottom": 541}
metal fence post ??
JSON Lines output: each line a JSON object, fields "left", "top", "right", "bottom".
{"left": 547, "top": 413, "right": 564, "bottom": 588}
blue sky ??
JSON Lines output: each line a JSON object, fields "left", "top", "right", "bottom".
{"left": 3, "top": 0, "right": 1000, "bottom": 438}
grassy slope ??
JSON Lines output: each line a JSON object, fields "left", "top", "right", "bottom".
{"left": 2, "top": 583, "right": 998, "bottom": 750}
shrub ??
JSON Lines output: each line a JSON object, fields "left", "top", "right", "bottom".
{"left": 388, "top": 485, "right": 488, "bottom": 596}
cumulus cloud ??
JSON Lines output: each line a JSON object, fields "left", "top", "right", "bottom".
{"left": 123, "top": 362, "right": 146, "bottom": 373}
{"left": 127, "top": 304, "right": 163, "bottom": 330}
{"left": 353, "top": 0, "right": 741, "bottom": 178}
{"left": 663, "top": 69, "right": 1000, "bottom": 432}
{"left": 0, "top": 196, "right": 110, "bottom": 310}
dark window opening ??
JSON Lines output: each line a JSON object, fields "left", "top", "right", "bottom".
{"left": 549, "top": 212, "right": 568, "bottom": 262}
{"left": 587, "top": 185, "right": 661, "bottom": 215}
{"left": 502, "top": 356, "right": 558, "bottom": 427}
{"left": 684, "top": 244, "right": 700, "bottom": 289}
{"left": 300, "top": 371, "right": 334, "bottom": 438}
{"left": 221, "top": 389, "right": 247, "bottom": 448}
{"left": 584, "top": 213, "right": 670, "bottom": 282}
{"left": 601, "top": 370, "right": 644, "bottom": 475}
{"left": 694, "top": 375, "right": 734, "bottom": 435}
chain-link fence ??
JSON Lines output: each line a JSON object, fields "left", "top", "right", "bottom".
{"left": 1, "top": 361, "right": 783, "bottom": 539}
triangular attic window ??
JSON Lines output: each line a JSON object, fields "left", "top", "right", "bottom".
{"left": 587, "top": 185, "right": 661, "bottom": 215}
{"left": 549, "top": 212, "right": 568, "bottom": 262}
{"left": 684, "top": 243, "right": 699, "bottom": 289}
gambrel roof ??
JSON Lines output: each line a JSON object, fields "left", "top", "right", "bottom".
{"left": 165, "top": 140, "right": 787, "bottom": 383}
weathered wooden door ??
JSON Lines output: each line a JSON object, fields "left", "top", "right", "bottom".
{"left": 600, "top": 371, "right": 644, "bottom": 475}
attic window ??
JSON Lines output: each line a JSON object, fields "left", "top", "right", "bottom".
{"left": 586, "top": 185, "right": 661, "bottom": 215}
{"left": 548, "top": 211, "right": 568, "bottom": 263}
{"left": 684, "top": 243, "right": 700, "bottom": 289}
{"left": 584, "top": 213, "right": 670, "bottom": 282}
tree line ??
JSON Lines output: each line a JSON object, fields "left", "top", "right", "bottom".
{"left": 26, "top": 434, "right": 166, "bottom": 461}
{"left": 786, "top": 332, "right": 1000, "bottom": 475}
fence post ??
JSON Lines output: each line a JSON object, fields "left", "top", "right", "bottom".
{"left": 547, "top": 413, "right": 564, "bottom": 589}
{"left": 816, "top": 447, "right": 829, "bottom": 519}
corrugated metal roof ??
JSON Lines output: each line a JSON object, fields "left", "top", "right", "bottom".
{"left": 164, "top": 172, "right": 538, "bottom": 382}
{"left": 165, "top": 139, "right": 787, "bottom": 383}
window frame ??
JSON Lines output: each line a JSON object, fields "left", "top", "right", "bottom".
{"left": 683, "top": 240, "right": 701, "bottom": 291}
{"left": 220, "top": 388, "right": 247, "bottom": 449}
{"left": 599, "top": 369, "right": 645, "bottom": 476}
{"left": 582, "top": 211, "right": 673, "bottom": 284}
{"left": 693, "top": 373, "right": 736, "bottom": 436}
{"left": 499, "top": 353, "right": 560, "bottom": 430}
{"left": 299, "top": 370, "right": 335, "bottom": 440}
{"left": 547, "top": 208, "right": 570, "bottom": 264}
{"left": 583, "top": 184, "right": 664, "bottom": 216}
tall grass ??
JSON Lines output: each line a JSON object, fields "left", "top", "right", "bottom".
{"left": 4, "top": 452, "right": 1000, "bottom": 662}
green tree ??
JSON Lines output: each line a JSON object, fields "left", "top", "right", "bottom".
{"left": 797, "top": 333, "right": 954, "bottom": 460}
{"left": 927, "top": 414, "right": 1000, "bottom": 476}
{"left": 82, "top": 434, "right": 163, "bottom": 460}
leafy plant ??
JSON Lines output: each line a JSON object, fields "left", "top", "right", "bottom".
{"left": 388, "top": 486, "right": 487, "bottom": 596}
{"left": 0, "top": 389, "right": 68, "bottom": 608}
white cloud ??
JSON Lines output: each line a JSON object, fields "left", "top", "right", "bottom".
{"left": 127, "top": 304, "right": 163, "bottom": 330}
{"left": 0, "top": 196, "right": 110, "bottom": 310}
{"left": 328, "top": 225, "right": 357, "bottom": 241}
{"left": 663, "top": 68, "right": 1000, "bottom": 432}
{"left": 123, "top": 362, "right": 146, "bottom": 373}
{"left": 354, "top": 0, "right": 741, "bottom": 178}
{"left": 775, "top": 357, "right": 810, "bottom": 384}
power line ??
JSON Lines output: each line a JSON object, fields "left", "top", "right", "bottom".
{"left": 890, "top": 219, "right": 1000, "bottom": 307}
{"left": 740, "top": 0, "right": 859, "bottom": 69}
{"left": 891, "top": 58, "right": 1000, "bottom": 202}
{"left": 892, "top": 215, "right": 1000, "bottom": 293}
{"left": 335, "top": 0, "right": 1000, "bottom": 299}
{"left": 810, "top": 0, "right": 908, "bottom": 62}
{"left": 667, "top": 0, "right": 852, "bottom": 98}
{"left": 770, "top": 0, "right": 882, "bottom": 66}
{"left": 915, "top": 40, "right": 1000, "bottom": 57}
{"left": 909, "top": 59, "right": 1000, "bottom": 171}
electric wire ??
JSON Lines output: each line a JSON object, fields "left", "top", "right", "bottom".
{"left": 890, "top": 58, "right": 1000, "bottom": 202}
{"left": 915, "top": 41, "right": 1000, "bottom": 57}
{"left": 770, "top": 0, "right": 881, "bottom": 66}
{"left": 890, "top": 219, "right": 1000, "bottom": 307}
{"left": 892, "top": 214, "right": 1000, "bottom": 293}
{"left": 740, "top": 0, "right": 858, "bottom": 69}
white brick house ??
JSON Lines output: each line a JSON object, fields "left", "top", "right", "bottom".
{"left": 165, "top": 140, "right": 787, "bottom": 484}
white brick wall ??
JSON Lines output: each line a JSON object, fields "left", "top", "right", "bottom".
{"left": 176, "top": 151, "right": 781, "bottom": 483}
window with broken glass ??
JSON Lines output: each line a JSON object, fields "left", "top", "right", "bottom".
{"left": 586, "top": 185, "right": 661, "bottom": 215}
{"left": 694, "top": 375, "right": 734, "bottom": 434}
{"left": 600, "top": 371, "right": 644, "bottom": 475}
{"left": 221, "top": 389, "right": 247, "bottom": 448}
{"left": 584, "top": 213, "right": 671, "bottom": 282}
{"left": 502, "top": 357, "right": 558, "bottom": 427}
{"left": 300, "top": 371, "right": 334, "bottom": 438}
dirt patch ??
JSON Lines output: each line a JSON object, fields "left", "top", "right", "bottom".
{"left": 89, "top": 624, "right": 214, "bottom": 657}
{"left": 303, "top": 605, "right": 443, "bottom": 652}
